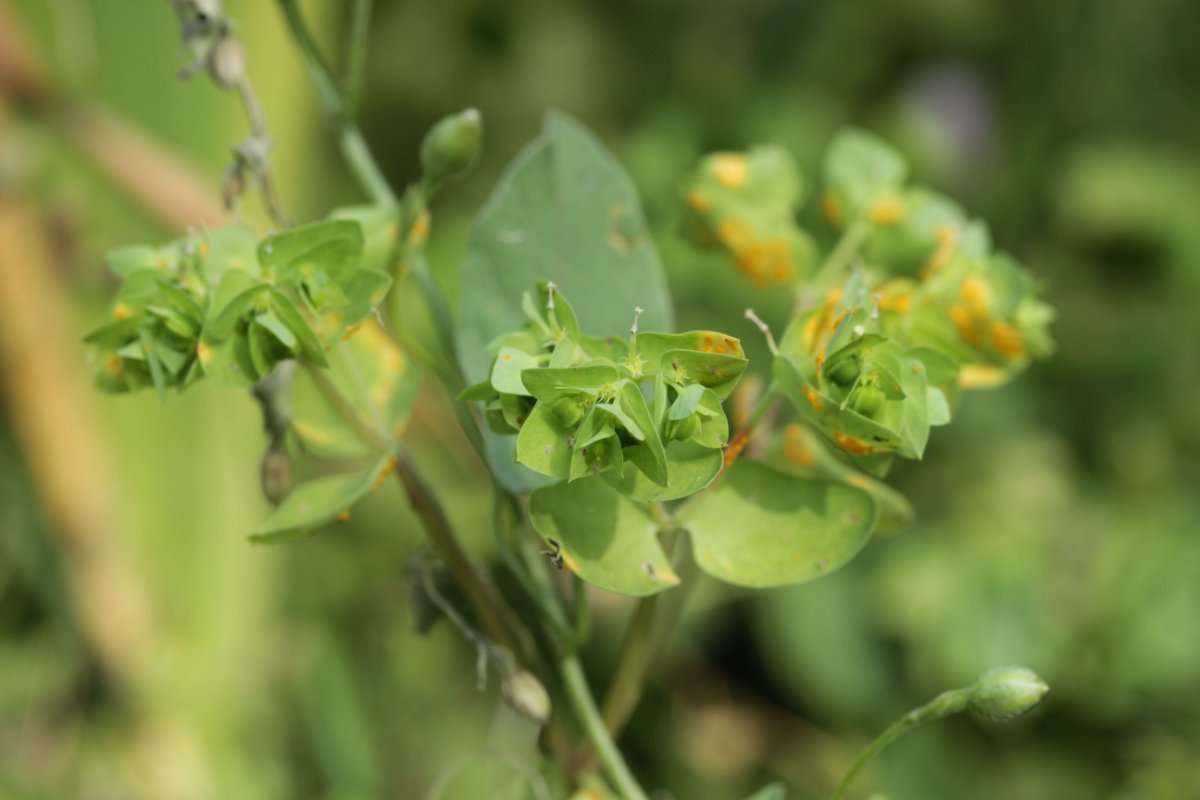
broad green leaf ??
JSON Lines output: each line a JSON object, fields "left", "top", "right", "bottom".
{"left": 522, "top": 363, "right": 621, "bottom": 401}
{"left": 514, "top": 403, "right": 575, "bottom": 478}
{"left": 529, "top": 477, "right": 679, "bottom": 596}
{"left": 603, "top": 441, "right": 723, "bottom": 502}
{"left": 259, "top": 219, "right": 364, "bottom": 283}
{"left": 620, "top": 382, "right": 667, "bottom": 484}
{"left": 685, "top": 460, "right": 877, "bottom": 588}
{"left": 250, "top": 452, "right": 397, "bottom": 543}
{"left": 207, "top": 283, "right": 269, "bottom": 342}
{"left": 290, "top": 321, "right": 421, "bottom": 459}
{"left": 457, "top": 111, "right": 673, "bottom": 491}
{"left": 329, "top": 205, "right": 401, "bottom": 273}
{"left": 491, "top": 347, "right": 542, "bottom": 395}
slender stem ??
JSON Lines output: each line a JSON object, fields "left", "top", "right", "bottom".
{"left": 832, "top": 688, "right": 971, "bottom": 800}
{"left": 560, "top": 655, "right": 650, "bottom": 800}
{"left": 600, "top": 595, "right": 657, "bottom": 735}
{"left": 344, "top": 0, "right": 373, "bottom": 119}
{"left": 815, "top": 219, "right": 870, "bottom": 288}
{"left": 302, "top": 363, "right": 523, "bottom": 657}
{"left": 231, "top": 75, "right": 291, "bottom": 228}
{"left": 276, "top": 0, "right": 397, "bottom": 205}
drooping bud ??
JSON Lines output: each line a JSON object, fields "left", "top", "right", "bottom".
{"left": 969, "top": 666, "right": 1049, "bottom": 721}
{"left": 207, "top": 35, "right": 246, "bottom": 90}
{"left": 260, "top": 439, "right": 294, "bottom": 505}
{"left": 420, "top": 108, "right": 482, "bottom": 192}
{"left": 500, "top": 669, "right": 552, "bottom": 725}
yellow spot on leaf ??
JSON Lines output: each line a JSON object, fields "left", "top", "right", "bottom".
{"left": 822, "top": 192, "right": 844, "bottom": 226}
{"left": 196, "top": 339, "right": 213, "bottom": 366}
{"left": 990, "top": 321, "right": 1025, "bottom": 359}
{"left": 113, "top": 304, "right": 133, "bottom": 321}
{"left": 712, "top": 153, "right": 749, "bottom": 189}
{"left": 832, "top": 431, "right": 876, "bottom": 455}
{"left": 869, "top": 195, "right": 906, "bottom": 225}
{"left": 716, "top": 217, "right": 754, "bottom": 251}
{"left": 803, "top": 384, "right": 825, "bottom": 413}
{"left": 336, "top": 510, "right": 351, "bottom": 523}
{"left": 846, "top": 473, "right": 872, "bottom": 490}
{"left": 198, "top": 241, "right": 210, "bottom": 258}
{"left": 957, "top": 363, "right": 1008, "bottom": 389}
{"left": 687, "top": 188, "right": 711, "bottom": 213}
{"left": 409, "top": 210, "right": 431, "bottom": 244}
{"left": 783, "top": 424, "right": 816, "bottom": 468}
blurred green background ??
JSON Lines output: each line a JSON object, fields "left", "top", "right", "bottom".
{"left": 2, "top": 0, "right": 1199, "bottom": 798}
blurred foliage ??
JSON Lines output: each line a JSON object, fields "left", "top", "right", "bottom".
{"left": 2, "top": 0, "right": 1200, "bottom": 798}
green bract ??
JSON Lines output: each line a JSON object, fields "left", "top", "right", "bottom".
{"left": 86, "top": 216, "right": 396, "bottom": 396}
{"left": 464, "top": 282, "right": 747, "bottom": 501}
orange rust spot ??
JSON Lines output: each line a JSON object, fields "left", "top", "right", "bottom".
{"left": 341, "top": 323, "right": 362, "bottom": 341}
{"left": 409, "top": 209, "right": 431, "bottom": 244}
{"left": 912, "top": 363, "right": 924, "bottom": 374}
{"left": 832, "top": 431, "right": 876, "bottom": 455}
{"left": 716, "top": 217, "right": 754, "bottom": 251}
{"left": 828, "top": 307, "right": 851, "bottom": 333}
{"left": 336, "top": 510, "right": 351, "bottom": 523}
{"left": 105, "top": 354, "right": 124, "bottom": 374}
{"left": 821, "top": 192, "right": 844, "bottom": 226}
{"left": 815, "top": 350, "right": 826, "bottom": 379}
{"left": 920, "top": 224, "right": 959, "bottom": 279}
{"left": 950, "top": 304, "right": 982, "bottom": 347}
{"left": 869, "top": 195, "right": 906, "bottom": 225}
{"left": 703, "top": 335, "right": 714, "bottom": 353}
{"left": 687, "top": 188, "right": 711, "bottom": 213}
{"left": 723, "top": 430, "right": 750, "bottom": 468}
{"left": 113, "top": 303, "right": 134, "bottom": 321}
{"left": 712, "top": 153, "right": 749, "bottom": 189}
{"left": 198, "top": 240, "right": 210, "bottom": 258}
{"left": 724, "top": 337, "right": 740, "bottom": 355}
{"left": 958, "top": 363, "right": 1007, "bottom": 389}
{"left": 783, "top": 425, "right": 816, "bottom": 468}
{"left": 803, "top": 384, "right": 825, "bottom": 412}
{"left": 990, "top": 321, "right": 1025, "bottom": 359}
{"left": 959, "top": 276, "right": 990, "bottom": 317}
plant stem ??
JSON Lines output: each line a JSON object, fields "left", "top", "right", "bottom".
{"left": 276, "top": 0, "right": 397, "bottom": 205}
{"left": 832, "top": 688, "right": 971, "bottom": 800}
{"left": 798, "top": 219, "right": 870, "bottom": 313}
{"left": 600, "top": 595, "right": 657, "bottom": 735}
{"left": 302, "top": 363, "right": 524, "bottom": 657}
{"left": 344, "top": 0, "right": 373, "bottom": 119}
{"left": 560, "top": 655, "right": 650, "bottom": 800}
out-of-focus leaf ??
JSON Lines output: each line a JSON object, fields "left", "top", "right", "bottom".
{"left": 250, "top": 452, "right": 397, "bottom": 543}
{"left": 685, "top": 459, "right": 877, "bottom": 588}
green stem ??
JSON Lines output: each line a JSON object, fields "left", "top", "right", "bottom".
{"left": 815, "top": 219, "right": 870, "bottom": 288}
{"left": 344, "top": 0, "right": 373, "bottom": 119}
{"left": 832, "top": 688, "right": 971, "bottom": 800}
{"left": 302, "top": 363, "right": 524, "bottom": 658}
{"left": 560, "top": 655, "right": 650, "bottom": 800}
{"left": 600, "top": 595, "right": 657, "bottom": 735}
{"left": 276, "top": 0, "right": 397, "bottom": 205}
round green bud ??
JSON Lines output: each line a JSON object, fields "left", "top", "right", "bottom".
{"left": 501, "top": 669, "right": 552, "bottom": 725}
{"left": 549, "top": 395, "right": 586, "bottom": 427}
{"left": 825, "top": 353, "right": 861, "bottom": 387}
{"left": 420, "top": 108, "right": 482, "bottom": 190}
{"left": 969, "top": 666, "right": 1048, "bottom": 721}
{"left": 669, "top": 413, "right": 701, "bottom": 442}
{"left": 848, "top": 384, "right": 887, "bottom": 419}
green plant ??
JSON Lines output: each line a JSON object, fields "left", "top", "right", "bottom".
{"left": 85, "top": 3, "right": 1055, "bottom": 797}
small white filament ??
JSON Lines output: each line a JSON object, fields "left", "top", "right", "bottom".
{"left": 744, "top": 308, "right": 779, "bottom": 356}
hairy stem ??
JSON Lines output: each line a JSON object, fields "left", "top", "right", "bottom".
{"left": 276, "top": 0, "right": 396, "bottom": 205}
{"left": 560, "top": 655, "right": 650, "bottom": 800}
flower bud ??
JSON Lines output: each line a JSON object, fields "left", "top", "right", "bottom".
{"left": 969, "top": 666, "right": 1048, "bottom": 721}
{"left": 420, "top": 108, "right": 482, "bottom": 191}
{"left": 549, "top": 395, "right": 586, "bottom": 427}
{"left": 500, "top": 669, "right": 552, "bottom": 725}
{"left": 669, "top": 413, "right": 700, "bottom": 442}
{"left": 848, "top": 384, "right": 886, "bottom": 419}
{"left": 825, "top": 353, "right": 861, "bottom": 387}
